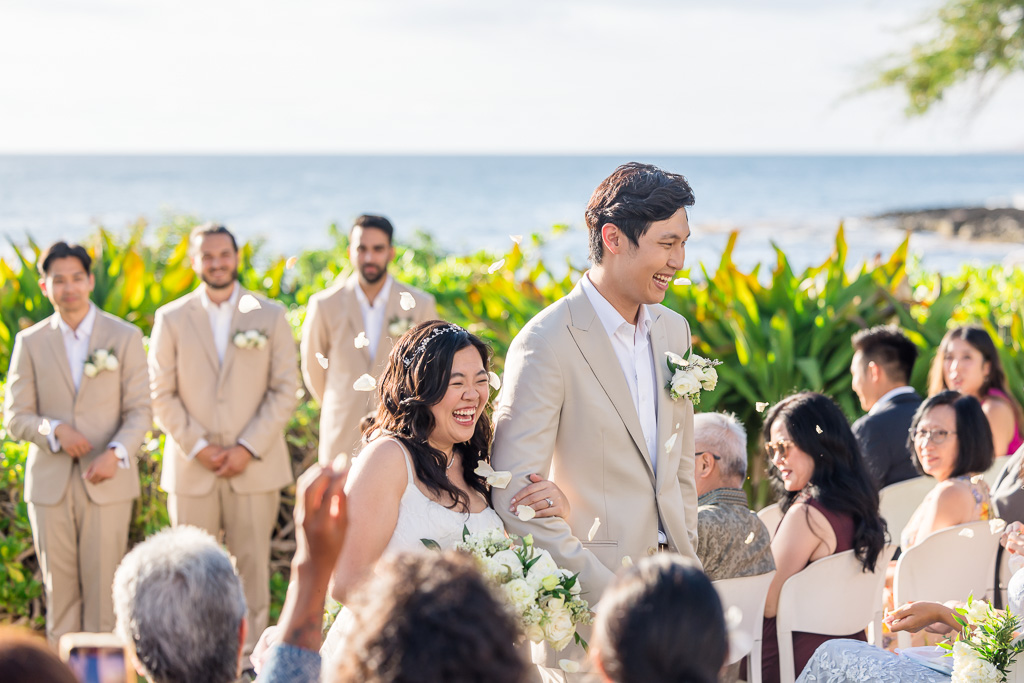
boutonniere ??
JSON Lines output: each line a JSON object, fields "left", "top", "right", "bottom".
{"left": 83, "top": 348, "right": 119, "bottom": 378}
{"left": 665, "top": 351, "right": 721, "bottom": 406}
{"left": 388, "top": 316, "right": 414, "bottom": 338}
{"left": 233, "top": 329, "right": 268, "bottom": 350}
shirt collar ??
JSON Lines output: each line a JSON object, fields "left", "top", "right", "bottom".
{"left": 57, "top": 303, "right": 97, "bottom": 339}
{"left": 580, "top": 272, "right": 652, "bottom": 339}
{"left": 354, "top": 274, "right": 393, "bottom": 310}
{"left": 199, "top": 282, "right": 240, "bottom": 311}
{"left": 697, "top": 487, "right": 751, "bottom": 508}
{"left": 868, "top": 385, "right": 916, "bottom": 415}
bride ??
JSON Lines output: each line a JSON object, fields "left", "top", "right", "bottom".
{"left": 320, "top": 320, "right": 569, "bottom": 659}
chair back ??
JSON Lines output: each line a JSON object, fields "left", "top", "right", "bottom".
{"left": 878, "top": 476, "right": 934, "bottom": 544}
{"left": 713, "top": 570, "right": 775, "bottom": 683}
{"left": 775, "top": 543, "right": 897, "bottom": 683}
{"left": 757, "top": 503, "right": 783, "bottom": 541}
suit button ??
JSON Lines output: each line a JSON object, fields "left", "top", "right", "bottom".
{"left": 647, "top": 546, "right": 657, "bottom": 556}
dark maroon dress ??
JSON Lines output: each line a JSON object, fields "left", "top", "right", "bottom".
{"left": 759, "top": 498, "right": 867, "bottom": 683}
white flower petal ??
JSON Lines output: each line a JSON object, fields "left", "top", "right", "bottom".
{"left": 487, "top": 259, "right": 506, "bottom": 275}
{"left": 285, "top": 256, "right": 298, "bottom": 269}
{"left": 815, "top": 425, "right": 823, "bottom": 434}
{"left": 665, "top": 351, "right": 686, "bottom": 367}
{"left": 354, "top": 332, "right": 370, "bottom": 349}
{"left": 488, "top": 471, "right": 512, "bottom": 489}
{"left": 474, "top": 461, "right": 496, "bottom": 478}
{"left": 38, "top": 419, "right": 51, "bottom": 436}
{"left": 558, "top": 660, "right": 580, "bottom": 674}
{"left": 725, "top": 605, "right": 743, "bottom": 629}
{"left": 959, "top": 527, "right": 975, "bottom": 538}
{"left": 664, "top": 432, "right": 679, "bottom": 453}
{"left": 399, "top": 291, "right": 416, "bottom": 311}
{"left": 745, "top": 531, "right": 756, "bottom": 544}
{"left": 316, "top": 352, "right": 329, "bottom": 369}
{"left": 990, "top": 519, "right": 1007, "bottom": 535}
{"left": 673, "top": 277, "right": 692, "bottom": 286}
{"left": 621, "top": 555, "right": 634, "bottom": 568}
{"left": 755, "top": 402, "right": 770, "bottom": 413}
{"left": 353, "top": 374, "right": 377, "bottom": 392}
{"left": 510, "top": 234, "right": 523, "bottom": 245}
{"left": 516, "top": 505, "right": 536, "bottom": 521}
{"left": 588, "top": 517, "right": 601, "bottom": 542}
{"left": 488, "top": 371, "right": 501, "bottom": 391}
{"left": 238, "top": 294, "right": 262, "bottom": 313}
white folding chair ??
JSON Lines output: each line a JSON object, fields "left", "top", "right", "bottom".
{"left": 892, "top": 519, "right": 1002, "bottom": 649}
{"left": 713, "top": 570, "right": 775, "bottom": 683}
{"left": 775, "top": 543, "right": 897, "bottom": 683}
{"left": 984, "top": 455, "right": 1011, "bottom": 487}
{"left": 878, "top": 476, "right": 934, "bottom": 544}
{"left": 757, "top": 503, "right": 783, "bottom": 541}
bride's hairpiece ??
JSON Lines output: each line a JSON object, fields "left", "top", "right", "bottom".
{"left": 402, "top": 323, "right": 464, "bottom": 367}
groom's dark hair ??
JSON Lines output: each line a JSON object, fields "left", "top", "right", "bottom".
{"left": 585, "top": 162, "right": 695, "bottom": 264}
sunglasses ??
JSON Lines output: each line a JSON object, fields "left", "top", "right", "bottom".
{"left": 764, "top": 439, "right": 795, "bottom": 461}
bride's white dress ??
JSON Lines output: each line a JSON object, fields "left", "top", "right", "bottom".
{"left": 320, "top": 439, "right": 505, "bottom": 661}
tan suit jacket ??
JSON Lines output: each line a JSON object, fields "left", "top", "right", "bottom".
{"left": 492, "top": 280, "right": 699, "bottom": 624}
{"left": 4, "top": 311, "right": 151, "bottom": 506}
{"left": 149, "top": 288, "right": 298, "bottom": 496}
{"left": 301, "top": 274, "right": 437, "bottom": 464}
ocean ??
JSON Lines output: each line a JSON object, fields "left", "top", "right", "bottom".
{"left": 2, "top": 154, "right": 1022, "bottom": 273}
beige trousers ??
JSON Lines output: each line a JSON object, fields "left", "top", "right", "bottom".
{"left": 27, "top": 462, "right": 133, "bottom": 645}
{"left": 167, "top": 479, "right": 280, "bottom": 658}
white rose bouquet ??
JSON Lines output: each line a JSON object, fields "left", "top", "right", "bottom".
{"left": 233, "top": 329, "right": 268, "bottom": 350}
{"left": 665, "top": 350, "right": 722, "bottom": 405}
{"left": 83, "top": 348, "right": 119, "bottom": 378}
{"left": 941, "top": 595, "right": 1024, "bottom": 683}
{"left": 424, "top": 528, "right": 592, "bottom": 651}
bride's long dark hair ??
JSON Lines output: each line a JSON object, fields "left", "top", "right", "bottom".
{"left": 370, "top": 320, "right": 492, "bottom": 512}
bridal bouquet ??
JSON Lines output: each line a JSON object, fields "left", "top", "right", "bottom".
{"left": 445, "top": 528, "right": 592, "bottom": 651}
{"left": 941, "top": 596, "right": 1024, "bottom": 683}
{"left": 665, "top": 350, "right": 721, "bottom": 405}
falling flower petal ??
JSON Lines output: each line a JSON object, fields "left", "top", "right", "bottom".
{"left": 674, "top": 277, "right": 692, "bottom": 286}
{"left": 473, "top": 461, "right": 512, "bottom": 489}
{"left": 815, "top": 425, "right": 823, "bottom": 434}
{"left": 316, "top": 352, "right": 329, "bottom": 369}
{"left": 488, "top": 371, "right": 501, "bottom": 391}
{"left": 725, "top": 606, "right": 743, "bottom": 629}
{"left": 285, "top": 256, "right": 298, "bottom": 270}
{"left": 238, "top": 294, "right": 262, "bottom": 313}
{"left": 621, "top": 555, "right": 634, "bottom": 568}
{"left": 959, "top": 528, "right": 975, "bottom": 538}
{"left": 487, "top": 259, "right": 506, "bottom": 275}
{"left": 38, "top": 419, "right": 51, "bottom": 436}
{"left": 558, "top": 660, "right": 580, "bottom": 674}
{"left": 588, "top": 517, "right": 601, "bottom": 542}
{"left": 664, "top": 432, "right": 679, "bottom": 453}
{"left": 745, "top": 531, "right": 756, "bottom": 544}
{"left": 516, "top": 505, "right": 536, "bottom": 521}
{"left": 991, "top": 519, "right": 1008, "bottom": 535}
{"left": 295, "top": 389, "right": 306, "bottom": 400}
{"left": 354, "top": 332, "right": 370, "bottom": 349}
{"left": 510, "top": 234, "right": 523, "bottom": 245}
{"left": 353, "top": 374, "right": 376, "bottom": 392}
{"left": 755, "top": 402, "right": 770, "bottom": 413}
{"left": 399, "top": 291, "right": 416, "bottom": 311}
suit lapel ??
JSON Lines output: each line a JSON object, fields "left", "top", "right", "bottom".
{"left": 342, "top": 277, "right": 372, "bottom": 369}
{"left": 649, "top": 312, "right": 677, "bottom": 487}
{"left": 45, "top": 315, "right": 76, "bottom": 395}
{"left": 376, "top": 281, "right": 404, "bottom": 360}
{"left": 219, "top": 287, "right": 252, "bottom": 383}
{"left": 76, "top": 312, "right": 109, "bottom": 401}
{"left": 565, "top": 284, "right": 654, "bottom": 475}
{"left": 185, "top": 294, "right": 221, "bottom": 373}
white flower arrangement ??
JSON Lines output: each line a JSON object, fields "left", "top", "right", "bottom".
{"left": 942, "top": 595, "right": 1024, "bottom": 683}
{"left": 665, "top": 350, "right": 722, "bottom": 405}
{"left": 83, "top": 348, "right": 119, "bottom": 378}
{"left": 233, "top": 329, "right": 268, "bottom": 350}
{"left": 423, "top": 528, "right": 592, "bottom": 651}
{"left": 388, "top": 315, "right": 414, "bottom": 338}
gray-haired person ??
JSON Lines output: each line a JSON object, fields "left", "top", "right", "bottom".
{"left": 112, "top": 526, "right": 248, "bottom": 683}
{"left": 693, "top": 412, "right": 775, "bottom": 581}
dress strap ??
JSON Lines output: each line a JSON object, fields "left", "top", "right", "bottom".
{"left": 387, "top": 437, "right": 416, "bottom": 486}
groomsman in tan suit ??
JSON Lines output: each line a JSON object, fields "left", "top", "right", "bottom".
{"left": 149, "top": 224, "right": 298, "bottom": 658}
{"left": 301, "top": 214, "right": 437, "bottom": 464}
{"left": 492, "top": 163, "right": 701, "bottom": 675}
{"left": 4, "top": 242, "right": 151, "bottom": 644}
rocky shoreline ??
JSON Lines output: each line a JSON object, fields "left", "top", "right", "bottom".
{"left": 872, "top": 207, "right": 1024, "bottom": 243}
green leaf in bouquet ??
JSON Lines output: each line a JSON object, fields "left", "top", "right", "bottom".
{"left": 420, "top": 538, "right": 442, "bottom": 551}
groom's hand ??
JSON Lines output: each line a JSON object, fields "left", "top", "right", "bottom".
{"left": 508, "top": 473, "right": 571, "bottom": 519}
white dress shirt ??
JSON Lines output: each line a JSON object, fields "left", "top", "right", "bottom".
{"left": 354, "top": 274, "right": 393, "bottom": 361}
{"left": 48, "top": 304, "right": 128, "bottom": 468}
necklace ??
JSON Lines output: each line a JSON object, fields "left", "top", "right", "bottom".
{"left": 446, "top": 453, "right": 456, "bottom": 470}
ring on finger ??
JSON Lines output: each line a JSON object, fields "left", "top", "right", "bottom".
{"left": 546, "top": 497, "right": 554, "bottom": 509}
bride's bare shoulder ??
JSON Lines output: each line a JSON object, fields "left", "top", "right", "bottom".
{"left": 347, "top": 438, "right": 411, "bottom": 492}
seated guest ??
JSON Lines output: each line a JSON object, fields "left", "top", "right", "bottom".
{"left": 592, "top": 554, "right": 727, "bottom": 683}
{"left": 694, "top": 411, "right": 775, "bottom": 581}
{"left": 850, "top": 325, "right": 922, "bottom": 488}
{"left": 991, "top": 443, "right": 1024, "bottom": 523}
{"left": 0, "top": 627, "right": 78, "bottom": 683}
{"left": 928, "top": 325, "right": 1023, "bottom": 457}
{"left": 112, "top": 526, "right": 248, "bottom": 683}
{"left": 759, "top": 393, "right": 888, "bottom": 683}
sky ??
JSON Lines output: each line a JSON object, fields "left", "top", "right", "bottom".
{"left": 2, "top": 0, "right": 1023, "bottom": 154}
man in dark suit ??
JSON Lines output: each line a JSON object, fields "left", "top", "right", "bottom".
{"left": 850, "top": 325, "right": 922, "bottom": 489}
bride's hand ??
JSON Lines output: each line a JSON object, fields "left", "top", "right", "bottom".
{"left": 508, "top": 474, "right": 570, "bottom": 519}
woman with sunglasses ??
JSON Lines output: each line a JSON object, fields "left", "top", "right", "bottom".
{"left": 757, "top": 392, "right": 887, "bottom": 683}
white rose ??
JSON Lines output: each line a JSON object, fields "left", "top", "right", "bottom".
{"left": 233, "top": 332, "right": 248, "bottom": 348}
{"left": 543, "top": 603, "right": 576, "bottom": 651}
{"left": 255, "top": 336, "right": 267, "bottom": 350}
{"left": 701, "top": 366, "right": 718, "bottom": 390}
{"left": 525, "top": 550, "right": 560, "bottom": 591}
{"left": 963, "top": 599, "right": 990, "bottom": 626}
{"left": 490, "top": 549, "right": 524, "bottom": 580}
{"left": 503, "top": 579, "right": 536, "bottom": 614}
{"left": 83, "top": 362, "right": 99, "bottom": 378}
{"left": 524, "top": 623, "right": 545, "bottom": 643}
{"left": 246, "top": 329, "right": 260, "bottom": 341}
{"left": 105, "top": 355, "right": 119, "bottom": 372}
{"left": 93, "top": 349, "right": 109, "bottom": 363}
{"left": 670, "top": 370, "right": 700, "bottom": 398}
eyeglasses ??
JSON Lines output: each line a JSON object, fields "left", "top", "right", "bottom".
{"left": 696, "top": 451, "right": 722, "bottom": 461}
{"left": 764, "top": 439, "right": 794, "bottom": 461}
{"left": 910, "top": 428, "right": 956, "bottom": 444}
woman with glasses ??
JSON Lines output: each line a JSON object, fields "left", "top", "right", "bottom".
{"left": 756, "top": 392, "right": 887, "bottom": 683}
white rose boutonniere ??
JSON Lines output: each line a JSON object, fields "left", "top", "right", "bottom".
{"left": 233, "top": 329, "right": 268, "bottom": 350}
{"left": 388, "top": 316, "right": 414, "bottom": 338}
{"left": 84, "top": 348, "right": 119, "bottom": 378}
{"left": 665, "top": 350, "right": 722, "bottom": 406}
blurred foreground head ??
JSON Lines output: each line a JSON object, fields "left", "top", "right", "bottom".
{"left": 113, "top": 526, "right": 247, "bottom": 683}
{"left": 331, "top": 551, "right": 526, "bottom": 683}
{"left": 593, "top": 554, "right": 727, "bottom": 683}
{"left": 0, "top": 627, "right": 77, "bottom": 683}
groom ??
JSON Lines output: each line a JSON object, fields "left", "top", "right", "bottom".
{"left": 492, "top": 162, "right": 701, "bottom": 673}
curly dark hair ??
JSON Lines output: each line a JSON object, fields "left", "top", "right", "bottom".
{"left": 332, "top": 552, "right": 527, "bottom": 683}
{"left": 594, "top": 554, "right": 727, "bottom": 683}
{"left": 371, "top": 320, "right": 492, "bottom": 512}
{"left": 762, "top": 392, "right": 887, "bottom": 572}
{"left": 908, "top": 391, "right": 994, "bottom": 478}
{"left": 585, "top": 162, "right": 695, "bottom": 264}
